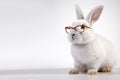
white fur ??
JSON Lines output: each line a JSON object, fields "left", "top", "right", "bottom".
{"left": 67, "top": 5, "right": 117, "bottom": 73}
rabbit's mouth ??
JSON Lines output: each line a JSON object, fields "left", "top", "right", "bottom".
{"left": 71, "top": 35, "right": 78, "bottom": 42}
{"left": 72, "top": 37, "right": 75, "bottom": 40}
{"left": 71, "top": 33, "right": 76, "bottom": 40}
{"left": 69, "top": 36, "right": 75, "bottom": 42}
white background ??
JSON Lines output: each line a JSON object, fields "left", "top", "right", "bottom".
{"left": 0, "top": 0, "right": 120, "bottom": 70}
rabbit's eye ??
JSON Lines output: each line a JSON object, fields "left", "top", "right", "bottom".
{"left": 75, "top": 25, "right": 86, "bottom": 30}
{"left": 81, "top": 25, "right": 85, "bottom": 29}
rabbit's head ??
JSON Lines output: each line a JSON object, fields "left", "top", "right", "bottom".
{"left": 65, "top": 5, "right": 103, "bottom": 44}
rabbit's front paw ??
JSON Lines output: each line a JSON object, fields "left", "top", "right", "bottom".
{"left": 102, "top": 68, "right": 112, "bottom": 72}
{"left": 87, "top": 69, "right": 97, "bottom": 75}
{"left": 69, "top": 69, "right": 79, "bottom": 74}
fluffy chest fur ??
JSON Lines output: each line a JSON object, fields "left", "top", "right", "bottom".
{"left": 71, "top": 37, "right": 107, "bottom": 64}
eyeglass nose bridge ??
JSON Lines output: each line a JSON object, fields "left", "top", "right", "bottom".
{"left": 73, "top": 27, "right": 77, "bottom": 31}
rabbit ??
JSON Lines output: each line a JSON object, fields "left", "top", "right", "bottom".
{"left": 65, "top": 5, "right": 117, "bottom": 75}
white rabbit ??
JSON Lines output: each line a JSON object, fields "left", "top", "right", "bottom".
{"left": 65, "top": 5, "right": 117, "bottom": 75}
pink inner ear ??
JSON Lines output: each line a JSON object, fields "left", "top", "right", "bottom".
{"left": 86, "top": 5, "right": 103, "bottom": 24}
{"left": 90, "top": 8, "right": 103, "bottom": 23}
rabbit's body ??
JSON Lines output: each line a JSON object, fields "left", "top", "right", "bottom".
{"left": 65, "top": 5, "right": 117, "bottom": 75}
{"left": 71, "top": 33, "right": 116, "bottom": 73}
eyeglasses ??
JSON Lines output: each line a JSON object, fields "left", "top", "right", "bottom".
{"left": 65, "top": 24, "right": 91, "bottom": 34}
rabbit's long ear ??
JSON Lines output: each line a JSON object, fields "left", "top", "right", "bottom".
{"left": 75, "top": 5, "right": 84, "bottom": 20}
{"left": 86, "top": 5, "right": 103, "bottom": 25}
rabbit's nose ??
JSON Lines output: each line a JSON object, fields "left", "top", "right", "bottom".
{"left": 72, "top": 34, "right": 75, "bottom": 36}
